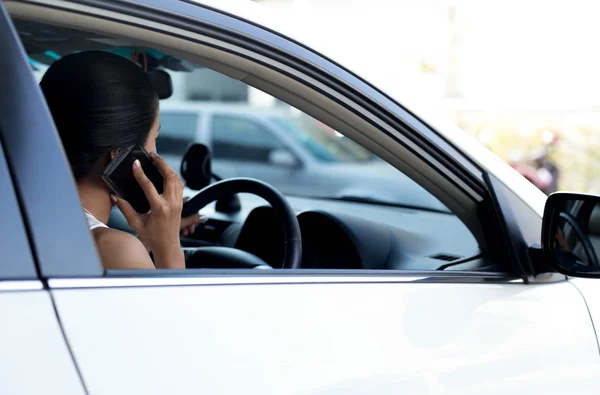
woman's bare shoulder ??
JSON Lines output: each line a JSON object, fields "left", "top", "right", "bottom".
{"left": 92, "top": 228, "right": 155, "bottom": 270}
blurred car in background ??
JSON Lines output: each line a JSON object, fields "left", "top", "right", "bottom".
{"left": 158, "top": 101, "right": 448, "bottom": 211}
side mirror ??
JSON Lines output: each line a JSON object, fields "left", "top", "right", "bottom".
{"left": 268, "top": 149, "right": 299, "bottom": 167}
{"left": 542, "top": 192, "right": 600, "bottom": 278}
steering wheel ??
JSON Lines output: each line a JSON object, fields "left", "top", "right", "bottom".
{"left": 182, "top": 178, "right": 302, "bottom": 269}
{"left": 559, "top": 211, "right": 600, "bottom": 268}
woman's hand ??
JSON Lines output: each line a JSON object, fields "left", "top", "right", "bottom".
{"left": 180, "top": 197, "right": 206, "bottom": 237}
{"left": 113, "top": 153, "right": 185, "bottom": 269}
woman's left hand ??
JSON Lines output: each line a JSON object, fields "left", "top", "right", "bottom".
{"left": 180, "top": 197, "right": 206, "bottom": 236}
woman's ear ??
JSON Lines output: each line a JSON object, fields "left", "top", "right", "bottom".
{"left": 109, "top": 149, "right": 121, "bottom": 160}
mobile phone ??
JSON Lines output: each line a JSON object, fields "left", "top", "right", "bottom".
{"left": 102, "top": 145, "right": 164, "bottom": 213}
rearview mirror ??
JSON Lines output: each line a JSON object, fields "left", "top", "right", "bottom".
{"left": 542, "top": 192, "right": 600, "bottom": 278}
{"left": 180, "top": 143, "right": 212, "bottom": 190}
{"left": 147, "top": 70, "right": 173, "bottom": 100}
{"left": 268, "top": 149, "right": 299, "bottom": 167}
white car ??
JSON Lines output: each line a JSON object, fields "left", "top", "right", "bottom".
{"left": 158, "top": 102, "right": 447, "bottom": 210}
{"left": 2, "top": 1, "right": 600, "bottom": 395}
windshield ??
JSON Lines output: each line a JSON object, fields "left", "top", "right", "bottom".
{"left": 270, "top": 115, "right": 375, "bottom": 163}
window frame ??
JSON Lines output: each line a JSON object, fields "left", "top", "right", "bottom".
{"left": 4, "top": 0, "right": 543, "bottom": 281}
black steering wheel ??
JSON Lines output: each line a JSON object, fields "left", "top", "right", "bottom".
{"left": 182, "top": 178, "right": 302, "bottom": 269}
{"left": 559, "top": 211, "right": 600, "bottom": 268}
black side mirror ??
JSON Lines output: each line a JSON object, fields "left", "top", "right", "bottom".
{"left": 147, "top": 70, "right": 173, "bottom": 100}
{"left": 542, "top": 192, "right": 600, "bottom": 278}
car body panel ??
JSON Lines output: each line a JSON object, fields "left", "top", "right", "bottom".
{"left": 571, "top": 278, "right": 600, "bottom": 347}
{"left": 53, "top": 279, "right": 600, "bottom": 395}
{"left": 0, "top": 290, "right": 85, "bottom": 395}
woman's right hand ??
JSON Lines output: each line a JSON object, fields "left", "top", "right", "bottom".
{"left": 113, "top": 152, "right": 185, "bottom": 269}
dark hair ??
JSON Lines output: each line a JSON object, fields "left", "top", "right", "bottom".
{"left": 40, "top": 50, "right": 158, "bottom": 180}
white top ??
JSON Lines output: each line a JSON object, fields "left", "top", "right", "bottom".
{"left": 83, "top": 208, "right": 108, "bottom": 231}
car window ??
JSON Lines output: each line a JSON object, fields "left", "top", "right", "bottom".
{"left": 19, "top": 17, "right": 480, "bottom": 273}
{"left": 211, "top": 114, "right": 284, "bottom": 163}
{"left": 270, "top": 116, "right": 373, "bottom": 163}
{"left": 156, "top": 112, "right": 199, "bottom": 156}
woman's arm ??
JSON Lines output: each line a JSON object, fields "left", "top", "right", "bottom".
{"left": 93, "top": 228, "right": 156, "bottom": 269}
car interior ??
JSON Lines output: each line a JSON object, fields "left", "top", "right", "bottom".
{"left": 10, "top": 7, "right": 500, "bottom": 273}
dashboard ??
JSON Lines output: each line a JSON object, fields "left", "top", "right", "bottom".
{"left": 109, "top": 192, "right": 485, "bottom": 271}
{"left": 234, "top": 207, "right": 363, "bottom": 269}
{"left": 109, "top": 189, "right": 488, "bottom": 270}
{"left": 179, "top": 192, "right": 483, "bottom": 271}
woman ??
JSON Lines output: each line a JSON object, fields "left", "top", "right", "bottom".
{"left": 40, "top": 51, "right": 204, "bottom": 270}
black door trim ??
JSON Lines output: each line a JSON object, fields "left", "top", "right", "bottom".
{"left": 0, "top": 2, "right": 103, "bottom": 278}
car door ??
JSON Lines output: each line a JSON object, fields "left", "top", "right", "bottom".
{"left": 6, "top": 1, "right": 600, "bottom": 394}
{"left": 208, "top": 113, "right": 302, "bottom": 192}
{"left": 50, "top": 277, "right": 600, "bottom": 394}
{"left": 0, "top": 4, "right": 87, "bottom": 394}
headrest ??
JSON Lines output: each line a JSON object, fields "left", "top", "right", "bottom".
{"left": 588, "top": 204, "right": 600, "bottom": 235}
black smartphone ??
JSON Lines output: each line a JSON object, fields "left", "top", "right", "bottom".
{"left": 102, "top": 145, "right": 164, "bottom": 213}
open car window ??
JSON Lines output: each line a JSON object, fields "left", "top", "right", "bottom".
{"left": 16, "top": 16, "right": 484, "bottom": 273}
{"left": 145, "top": 68, "right": 481, "bottom": 270}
